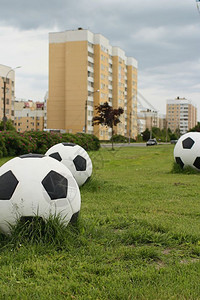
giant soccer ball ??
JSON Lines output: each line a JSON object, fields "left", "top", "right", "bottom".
{"left": 45, "top": 143, "right": 92, "bottom": 187}
{"left": 174, "top": 132, "right": 200, "bottom": 170}
{"left": 0, "top": 154, "right": 81, "bottom": 234}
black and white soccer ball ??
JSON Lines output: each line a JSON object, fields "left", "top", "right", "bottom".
{"left": 45, "top": 143, "right": 92, "bottom": 186}
{"left": 0, "top": 154, "right": 81, "bottom": 234}
{"left": 174, "top": 132, "right": 200, "bottom": 170}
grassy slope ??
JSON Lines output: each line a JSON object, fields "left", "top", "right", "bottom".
{"left": 0, "top": 145, "right": 199, "bottom": 299}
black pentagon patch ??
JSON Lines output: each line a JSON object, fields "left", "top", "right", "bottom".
{"left": 193, "top": 157, "right": 200, "bottom": 170}
{"left": 70, "top": 211, "right": 79, "bottom": 224}
{"left": 182, "top": 137, "right": 195, "bottom": 149}
{"left": 62, "top": 143, "right": 76, "bottom": 147}
{"left": 0, "top": 170, "right": 19, "bottom": 200}
{"left": 42, "top": 170, "right": 68, "bottom": 200}
{"left": 49, "top": 152, "right": 62, "bottom": 162}
{"left": 175, "top": 157, "right": 184, "bottom": 169}
{"left": 73, "top": 155, "right": 86, "bottom": 171}
{"left": 20, "top": 154, "right": 45, "bottom": 159}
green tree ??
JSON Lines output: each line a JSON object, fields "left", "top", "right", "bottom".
{"left": 0, "top": 119, "right": 16, "bottom": 131}
{"left": 189, "top": 122, "right": 200, "bottom": 132}
{"left": 141, "top": 128, "right": 150, "bottom": 141}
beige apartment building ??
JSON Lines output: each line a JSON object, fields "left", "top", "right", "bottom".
{"left": 48, "top": 28, "right": 138, "bottom": 140}
{"left": 14, "top": 99, "right": 44, "bottom": 132}
{"left": 137, "top": 110, "right": 166, "bottom": 135}
{"left": 0, "top": 64, "right": 16, "bottom": 123}
{"left": 166, "top": 97, "right": 197, "bottom": 134}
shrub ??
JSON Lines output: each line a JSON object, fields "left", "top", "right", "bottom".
{"left": 0, "top": 131, "right": 100, "bottom": 157}
{"left": 0, "top": 131, "right": 36, "bottom": 156}
{"left": 61, "top": 133, "right": 100, "bottom": 151}
{"left": 110, "top": 134, "right": 135, "bottom": 143}
{"left": 0, "top": 134, "right": 7, "bottom": 157}
{"left": 76, "top": 133, "right": 100, "bottom": 151}
{"left": 23, "top": 131, "right": 63, "bottom": 154}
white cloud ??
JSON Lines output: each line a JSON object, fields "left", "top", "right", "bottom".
{"left": 0, "top": 26, "right": 54, "bottom": 100}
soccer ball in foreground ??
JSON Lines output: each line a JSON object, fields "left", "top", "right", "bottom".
{"left": 45, "top": 143, "right": 92, "bottom": 186}
{"left": 0, "top": 154, "right": 81, "bottom": 234}
{"left": 174, "top": 132, "right": 200, "bottom": 170}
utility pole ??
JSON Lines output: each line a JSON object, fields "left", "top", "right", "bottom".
{"left": 84, "top": 100, "right": 87, "bottom": 133}
{"left": 3, "top": 79, "right": 7, "bottom": 130}
{"left": 129, "top": 112, "right": 132, "bottom": 144}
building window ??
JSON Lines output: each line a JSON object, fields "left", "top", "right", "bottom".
{"left": 88, "top": 51, "right": 94, "bottom": 58}
{"left": 88, "top": 42, "right": 94, "bottom": 48}
{"left": 101, "top": 64, "right": 105, "bottom": 71}
{"left": 88, "top": 62, "right": 94, "bottom": 68}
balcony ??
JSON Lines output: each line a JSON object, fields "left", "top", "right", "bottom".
{"left": 87, "top": 101, "right": 94, "bottom": 108}
{"left": 88, "top": 76, "right": 94, "bottom": 83}
{"left": 87, "top": 66, "right": 94, "bottom": 73}
{"left": 88, "top": 46, "right": 94, "bottom": 53}
{"left": 88, "top": 56, "right": 94, "bottom": 63}
{"left": 88, "top": 85, "right": 94, "bottom": 93}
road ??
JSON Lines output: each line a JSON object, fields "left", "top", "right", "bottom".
{"left": 101, "top": 143, "right": 147, "bottom": 148}
{"left": 100, "top": 142, "right": 169, "bottom": 148}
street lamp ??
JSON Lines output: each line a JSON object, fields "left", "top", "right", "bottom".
{"left": 129, "top": 112, "right": 132, "bottom": 144}
{"left": 3, "top": 66, "right": 21, "bottom": 130}
{"left": 84, "top": 89, "right": 99, "bottom": 134}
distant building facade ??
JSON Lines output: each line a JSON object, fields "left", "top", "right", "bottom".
{"left": 44, "top": 92, "right": 48, "bottom": 130}
{"left": 137, "top": 109, "right": 166, "bottom": 134}
{"left": 0, "top": 64, "right": 15, "bottom": 123}
{"left": 14, "top": 99, "right": 44, "bottom": 132}
{"left": 48, "top": 28, "right": 138, "bottom": 140}
{"left": 166, "top": 97, "right": 197, "bottom": 135}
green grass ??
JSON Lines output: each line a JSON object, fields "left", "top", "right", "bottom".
{"left": 171, "top": 161, "right": 200, "bottom": 174}
{"left": 0, "top": 145, "right": 200, "bottom": 299}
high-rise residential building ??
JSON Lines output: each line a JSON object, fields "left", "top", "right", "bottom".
{"left": 14, "top": 99, "right": 44, "bottom": 132}
{"left": 0, "top": 64, "right": 16, "bottom": 123}
{"left": 166, "top": 97, "right": 197, "bottom": 135}
{"left": 48, "top": 28, "right": 138, "bottom": 140}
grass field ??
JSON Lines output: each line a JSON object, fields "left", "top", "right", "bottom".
{"left": 0, "top": 145, "right": 199, "bottom": 299}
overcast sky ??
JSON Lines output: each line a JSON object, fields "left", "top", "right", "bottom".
{"left": 0, "top": 0, "right": 200, "bottom": 119}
